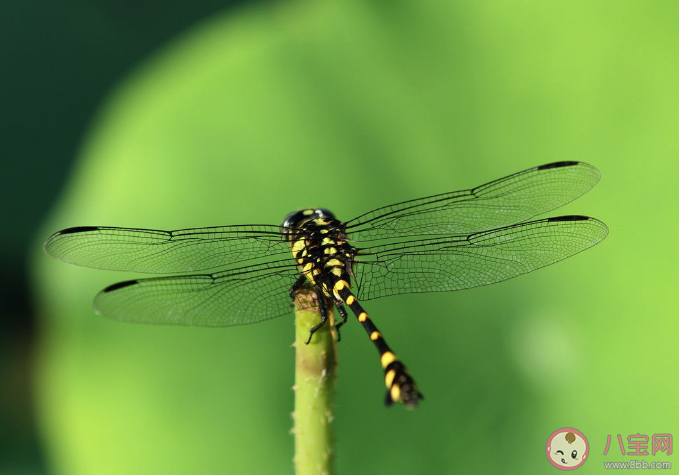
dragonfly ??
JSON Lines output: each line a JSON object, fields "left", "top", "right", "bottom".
{"left": 44, "top": 161, "right": 608, "bottom": 407}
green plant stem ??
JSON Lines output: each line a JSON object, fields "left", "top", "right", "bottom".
{"left": 293, "top": 287, "right": 337, "bottom": 475}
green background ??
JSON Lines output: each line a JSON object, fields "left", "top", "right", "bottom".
{"left": 25, "top": 0, "right": 679, "bottom": 474}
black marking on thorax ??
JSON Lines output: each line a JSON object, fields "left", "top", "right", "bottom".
{"left": 290, "top": 217, "right": 355, "bottom": 299}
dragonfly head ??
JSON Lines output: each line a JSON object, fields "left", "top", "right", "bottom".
{"left": 281, "top": 208, "right": 336, "bottom": 240}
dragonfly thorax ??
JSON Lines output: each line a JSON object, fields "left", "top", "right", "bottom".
{"left": 283, "top": 210, "right": 354, "bottom": 299}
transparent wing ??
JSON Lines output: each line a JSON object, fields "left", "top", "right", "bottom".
{"left": 93, "top": 260, "right": 304, "bottom": 326}
{"left": 345, "top": 162, "right": 601, "bottom": 240}
{"left": 353, "top": 216, "right": 608, "bottom": 301}
{"left": 44, "top": 225, "right": 289, "bottom": 273}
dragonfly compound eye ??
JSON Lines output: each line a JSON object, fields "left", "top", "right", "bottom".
{"left": 281, "top": 209, "right": 314, "bottom": 231}
{"left": 314, "top": 208, "right": 336, "bottom": 220}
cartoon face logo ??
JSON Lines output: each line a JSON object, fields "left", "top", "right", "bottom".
{"left": 546, "top": 428, "right": 589, "bottom": 470}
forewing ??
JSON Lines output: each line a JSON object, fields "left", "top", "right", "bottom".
{"left": 345, "top": 162, "right": 601, "bottom": 239}
{"left": 44, "top": 225, "right": 289, "bottom": 273}
{"left": 93, "top": 260, "right": 304, "bottom": 326}
{"left": 354, "top": 216, "right": 608, "bottom": 301}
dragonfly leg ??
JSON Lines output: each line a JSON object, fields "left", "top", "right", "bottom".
{"left": 333, "top": 304, "right": 348, "bottom": 342}
{"left": 304, "top": 287, "right": 330, "bottom": 344}
{"left": 289, "top": 275, "right": 307, "bottom": 299}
